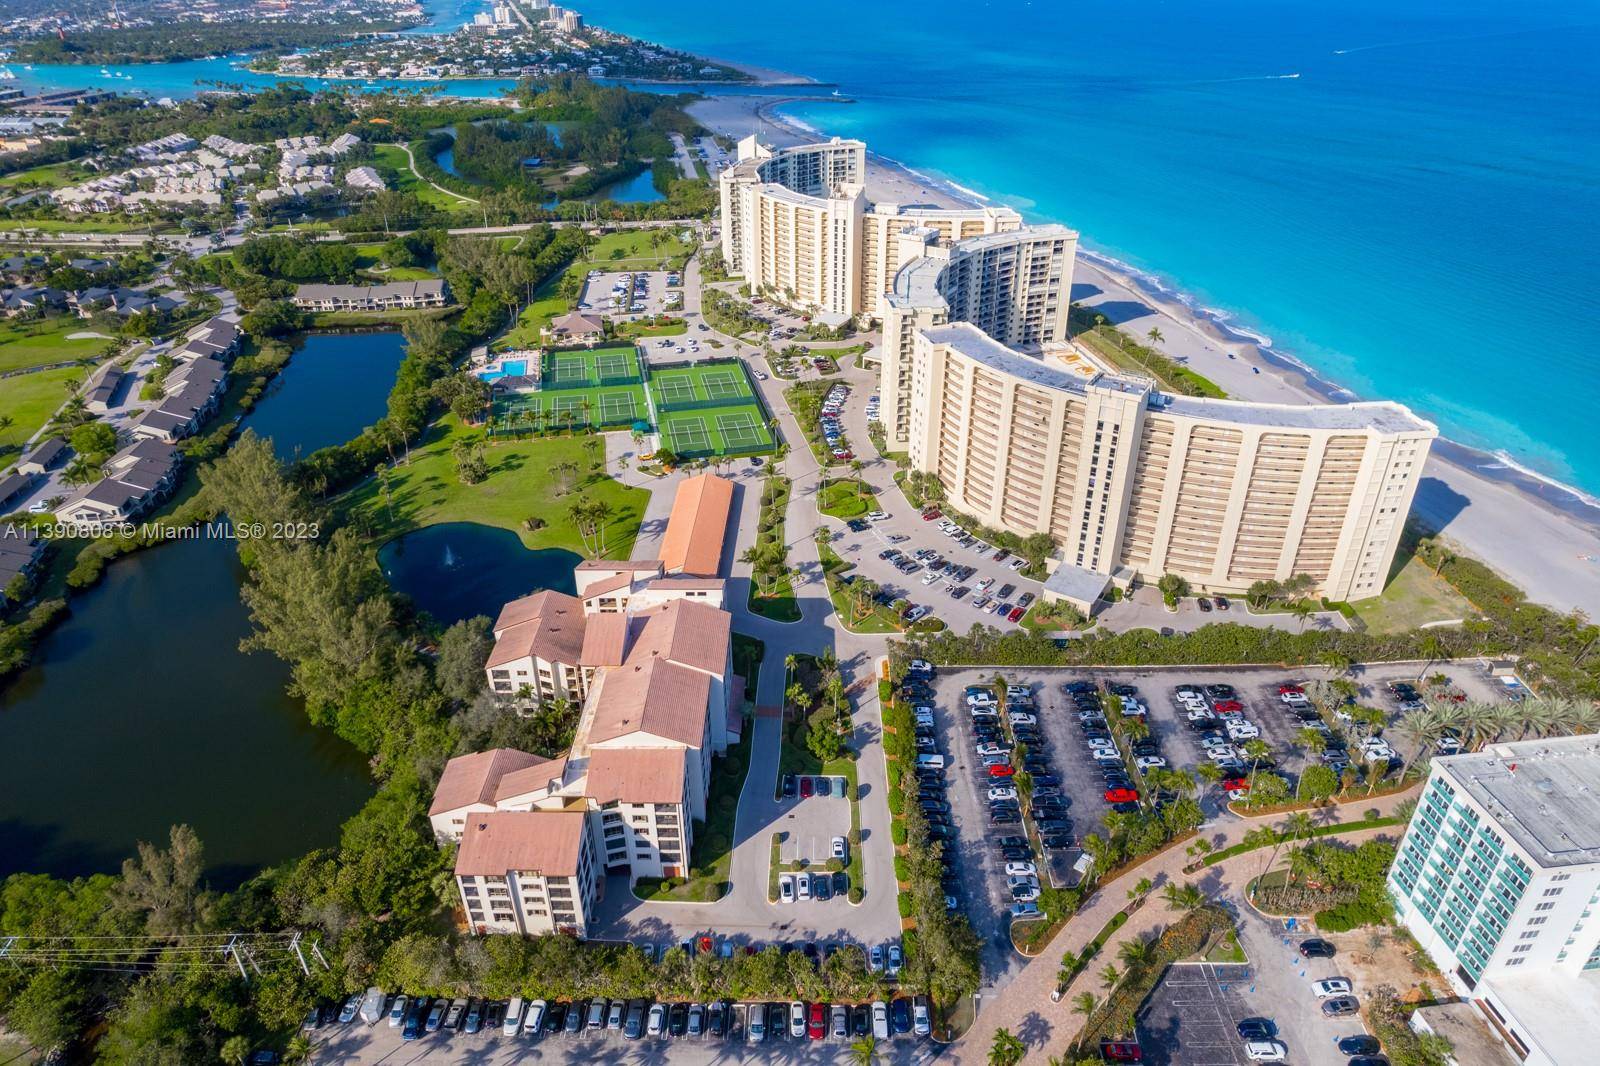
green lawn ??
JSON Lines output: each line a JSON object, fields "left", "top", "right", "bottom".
{"left": 587, "top": 228, "right": 694, "bottom": 270}
{"left": 350, "top": 241, "right": 439, "bottom": 282}
{"left": 615, "top": 317, "right": 687, "bottom": 338}
{"left": 370, "top": 144, "right": 477, "bottom": 213}
{"left": 1352, "top": 553, "right": 1474, "bottom": 634}
{"left": 817, "top": 478, "right": 875, "bottom": 519}
{"left": 818, "top": 540, "right": 902, "bottom": 633}
{"left": 0, "top": 162, "right": 87, "bottom": 191}
{"left": 341, "top": 415, "right": 649, "bottom": 557}
{"left": 0, "top": 365, "right": 82, "bottom": 462}
{"left": 0, "top": 318, "right": 114, "bottom": 374}
{"left": 0, "top": 218, "right": 163, "bottom": 235}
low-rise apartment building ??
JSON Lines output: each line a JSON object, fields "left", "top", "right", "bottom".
{"left": 453, "top": 810, "right": 599, "bottom": 936}
{"left": 1388, "top": 735, "right": 1600, "bottom": 1066}
{"left": 291, "top": 279, "right": 448, "bottom": 312}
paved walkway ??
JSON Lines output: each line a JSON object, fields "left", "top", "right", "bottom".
{"left": 936, "top": 788, "right": 1418, "bottom": 1064}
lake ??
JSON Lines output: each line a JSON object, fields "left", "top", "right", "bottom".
{"left": 0, "top": 534, "right": 374, "bottom": 886}
{"left": 379, "top": 522, "right": 579, "bottom": 627}
{"left": 0, "top": 330, "right": 408, "bottom": 885}
{"left": 245, "top": 331, "right": 407, "bottom": 460}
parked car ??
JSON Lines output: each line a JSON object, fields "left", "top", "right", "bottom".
{"left": 1299, "top": 938, "right": 1337, "bottom": 958}
{"left": 1322, "top": 995, "right": 1360, "bottom": 1017}
{"left": 1244, "top": 1040, "right": 1287, "bottom": 1061}
{"left": 913, "top": 996, "right": 932, "bottom": 1037}
{"left": 1312, "top": 978, "right": 1353, "bottom": 998}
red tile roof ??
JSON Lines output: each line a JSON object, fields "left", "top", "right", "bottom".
{"left": 584, "top": 747, "right": 687, "bottom": 805}
{"left": 487, "top": 590, "right": 586, "bottom": 669}
{"left": 589, "top": 657, "right": 710, "bottom": 747}
{"left": 628, "top": 599, "right": 730, "bottom": 676}
{"left": 429, "top": 748, "right": 554, "bottom": 816}
{"left": 657, "top": 473, "right": 733, "bottom": 577}
{"left": 455, "top": 810, "right": 587, "bottom": 877}
{"left": 578, "top": 612, "right": 630, "bottom": 668}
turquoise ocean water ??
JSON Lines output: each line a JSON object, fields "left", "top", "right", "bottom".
{"left": 9, "top": 0, "right": 1599, "bottom": 498}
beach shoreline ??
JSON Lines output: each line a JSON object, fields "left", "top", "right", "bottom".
{"left": 688, "top": 92, "right": 1600, "bottom": 616}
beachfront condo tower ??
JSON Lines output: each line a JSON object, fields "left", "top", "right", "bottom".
{"left": 1387, "top": 735, "right": 1600, "bottom": 1066}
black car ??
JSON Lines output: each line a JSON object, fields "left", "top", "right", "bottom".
{"left": 1065, "top": 680, "right": 1096, "bottom": 693}
{"left": 891, "top": 997, "right": 912, "bottom": 1034}
{"left": 544, "top": 1002, "right": 566, "bottom": 1032}
{"left": 1033, "top": 773, "right": 1061, "bottom": 787}
{"left": 1237, "top": 1018, "right": 1274, "bottom": 1040}
{"left": 1348, "top": 1058, "right": 1390, "bottom": 1066}
{"left": 708, "top": 1001, "right": 728, "bottom": 1037}
{"left": 847, "top": 518, "right": 869, "bottom": 532}
{"left": 990, "top": 810, "right": 1021, "bottom": 824}
{"left": 1111, "top": 801, "right": 1141, "bottom": 813}
{"left": 1338, "top": 1036, "right": 1381, "bottom": 1056}
{"left": 1041, "top": 833, "right": 1074, "bottom": 849}
{"left": 1299, "top": 937, "right": 1336, "bottom": 959}
{"left": 782, "top": 774, "right": 796, "bottom": 797}
{"left": 852, "top": 1004, "right": 870, "bottom": 1036}
{"left": 1205, "top": 684, "right": 1237, "bottom": 700}
{"left": 1035, "top": 819, "right": 1070, "bottom": 833}
{"left": 1108, "top": 683, "right": 1138, "bottom": 697}
{"left": 1001, "top": 845, "right": 1033, "bottom": 860}
{"left": 996, "top": 835, "right": 1029, "bottom": 848}
{"left": 921, "top": 800, "right": 951, "bottom": 814}
{"left": 997, "top": 583, "right": 1016, "bottom": 599}
{"left": 834, "top": 871, "right": 849, "bottom": 895}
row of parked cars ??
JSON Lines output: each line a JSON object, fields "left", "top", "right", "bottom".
{"left": 1068, "top": 681, "right": 1147, "bottom": 807}
{"left": 819, "top": 383, "right": 853, "bottom": 461}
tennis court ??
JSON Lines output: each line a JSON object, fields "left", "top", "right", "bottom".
{"left": 491, "top": 353, "right": 774, "bottom": 456}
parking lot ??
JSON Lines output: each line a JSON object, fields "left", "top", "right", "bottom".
{"left": 579, "top": 269, "right": 679, "bottom": 319}
{"left": 1137, "top": 903, "right": 1376, "bottom": 1066}
{"left": 306, "top": 1002, "right": 935, "bottom": 1065}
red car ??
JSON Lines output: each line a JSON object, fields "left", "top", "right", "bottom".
{"left": 1220, "top": 776, "right": 1250, "bottom": 793}
{"left": 1212, "top": 699, "right": 1243, "bottom": 714}
{"left": 1101, "top": 1040, "right": 1143, "bottom": 1062}
{"left": 988, "top": 764, "right": 1016, "bottom": 778}
{"left": 800, "top": 777, "right": 814, "bottom": 798}
{"left": 921, "top": 509, "right": 942, "bottom": 521}
{"left": 808, "top": 1002, "right": 826, "bottom": 1040}
{"left": 1006, "top": 606, "right": 1026, "bottom": 622}
{"left": 1104, "top": 787, "right": 1139, "bottom": 803}
{"left": 1278, "top": 684, "right": 1304, "bottom": 695}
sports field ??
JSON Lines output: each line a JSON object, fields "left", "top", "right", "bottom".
{"left": 492, "top": 351, "right": 773, "bottom": 457}
{"left": 648, "top": 362, "right": 773, "bottom": 458}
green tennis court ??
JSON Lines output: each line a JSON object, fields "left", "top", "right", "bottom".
{"left": 716, "top": 411, "right": 765, "bottom": 449}
{"left": 598, "top": 390, "right": 639, "bottom": 423}
{"left": 664, "top": 415, "right": 712, "bottom": 454}
{"left": 548, "top": 352, "right": 592, "bottom": 384}
{"left": 654, "top": 375, "right": 699, "bottom": 405}
{"left": 595, "top": 350, "right": 638, "bottom": 383}
{"left": 701, "top": 369, "right": 747, "bottom": 399}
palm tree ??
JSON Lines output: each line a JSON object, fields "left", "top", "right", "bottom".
{"left": 1196, "top": 761, "right": 1225, "bottom": 789}
{"left": 1243, "top": 738, "right": 1271, "bottom": 790}
{"left": 1282, "top": 811, "right": 1315, "bottom": 881}
{"left": 1296, "top": 726, "right": 1328, "bottom": 759}
{"left": 1117, "top": 933, "right": 1155, "bottom": 970}
{"left": 989, "top": 1027, "right": 1026, "bottom": 1066}
{"left": 1099, "top": 963, "right": 1122, "bottom": 991}
{"left": 850, "top": 1034, "right": 878, "bottom": 1065}
{"left": 284, "top": 1035, "right": 313, "bottom": 1064}
{"left": 1071, "top": 991, "right": 1099, "bottom": 1021}
{"left": 221, "top": 1036, "right": 251, "bottom": 1066}
{"left": 1162, "top": 881, "right": 1205, "bottom": 912}
{"left": 1395, "top": 707, "right": 1442, "bottom": 781}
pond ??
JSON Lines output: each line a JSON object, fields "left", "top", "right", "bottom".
{"left": 0, "top": 329, "right": 407, "bottom": 885}
{"left": 0, "top": 534, "right": 374, "bottom": 886}
{"left": 546, "top": 167, "right": 667, "bottom": 209}
{"left": 379, "top": 522, "right": 580, "bottom": 627}
{"left": 245, "top": 330, "right": 407, "bottom": 460}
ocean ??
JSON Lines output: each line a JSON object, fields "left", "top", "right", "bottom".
{"left": 8, "top": 0, "right": 1598, "bottom": 499}
{"left": 577, "top": 0, "right": 1600, "bottom": 501}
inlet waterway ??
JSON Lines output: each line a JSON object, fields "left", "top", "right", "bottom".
{"left": 0, "top": 332, "right": 407, "bottom": 885}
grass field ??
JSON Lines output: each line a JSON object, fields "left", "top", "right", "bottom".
{"left": 495, "top": 229, "right": 694, "bottom": 352}
{"left": 1353, "top": 553, "right": 1475, "bottom": 634}
{"left": 370, "top": 144, "right": 478, "bottom": 213}
{"left": 817, "top": 478, "right": 875, "bottom": 520}
{"left": 0, "top": 318, "right": 112, "bottom": 375}
{"left": 0, "top": 218, "right": 162, "bottom": 235}
{"left": 0, "top": 365, "right": 82, "bottom": 462}
{"left": 342, "top": 415, "right": 648, "bottom": 557}
{"left": 0, "top": 162, "right": 88, "bottom": 191}
{"left": 351, "top": 241, "right": 439, "bottom": 282}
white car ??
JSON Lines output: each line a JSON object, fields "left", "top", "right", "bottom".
{"left": 1008, "top": 558, "right": 1027, "bottom": 570}
{"left": 1008, "top": 713, "right": 1038, "bottom": 726}
{"left": 1227, "top": 721, "right": 1261, "bottom": 740}
{"left": 1088, "top": 739, "right": 1120, "bottom": 752}
{"left": 1207, "top": 746, "right": 1241, "bottom": 762}
{"left": 797, "top": 874, "right": 813, "bottom": 901}
{"left": 921, "top": 572, "right": 941, "bottom": 586}
{"left": 1311, "top": 978, "right": 1353, "bottom": 998}
{"left": 1281, "top": 692, "right": 1311, "bottom": 706}
{"left": 1199, "top": 734, "right": 1232, "bottom": 750}
{"left": 779, "top": 874, "right": 796, "bottom": 903}
{"left": 1005, "top": 861, "right": 1038, "bottom": 877}
{"left": 1186, "top": 708, "right": 1216, "bottom": 722}
{"left": 387, "top": 994, "right": 408, "bottom": 1028}
{"left": 647, "top": 1003, "right": 667, "bottom": 1036}
{"left": 1365, "top": 745, "right": 1397, "bottom": 761}
{"left": 1135, "top": 755, "right": 1167, "bottom": 770}
{"left": 977, "top": 743, "right": 1010, "bottom": 758}
{"left": 523, "top": 999, "right": 546, "bottom": 1033}
{"left": 976, "top": 577, "right": 996, "bottom": 591}
{"left": 867, "top": 510, "right": 890, "bottom": 522}
{"left": 790, "top": 1001, "right": 806, "bottom": 1038}
{"left": 988, "top": 786, "right": 1019, "bottom": 801}
{"left": 831, "top": 836, "right": 849, "bottom": 861}
{"left": 1244, "top": 1040, "right": 1288, "bottom": 1062}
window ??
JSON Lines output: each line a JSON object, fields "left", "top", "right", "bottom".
{"left": 1543, "top": 888, "right": 1564, "bottom": 897}
{"left": 1526, "top": 917, "right": 1547, "bottom": 927}
{"left": 1535, "top": 902, "right": 1556, "bottom": 912}
{"left": 1505, "top": 957, "right": 1525, "bottom": 967}
{"left": 1511, "top": 944, "right": 1533, "bottom": 953}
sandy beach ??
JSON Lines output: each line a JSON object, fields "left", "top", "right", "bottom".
{"left": 689, "top": 93, "right": 1600, "bottom": 616}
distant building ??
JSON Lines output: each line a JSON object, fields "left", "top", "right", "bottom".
{"left": 16, "top": 437, "right": 68, "bottom": 476}
{"left": 453, "top": 809, "right": 599, "bottom": 936}
{"left": 58, "top": 440, "right": 183, "bottom": 525}
{"left": 0, "top": 526, "right": 45, "bottom": 603}
{"left": 1388, "top": 735, "right": 1600, "bottom": 1066}
{"left": 291, "top": 279, "right": 448, "bottom": 313}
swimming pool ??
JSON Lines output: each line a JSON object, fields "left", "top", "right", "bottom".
{"left": 478, "top": 359, "right": 528, "bottom": 382}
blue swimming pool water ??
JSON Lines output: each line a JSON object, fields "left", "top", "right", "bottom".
{"left": 479, "top": 359, "right": 528, "bottom": 382}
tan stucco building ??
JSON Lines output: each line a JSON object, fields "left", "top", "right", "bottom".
{"left": 900, "top": 322, "right": 1435, "bottom": 604}
{"left": 718, "top": 136, "right": 1022, "bottom": 320}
